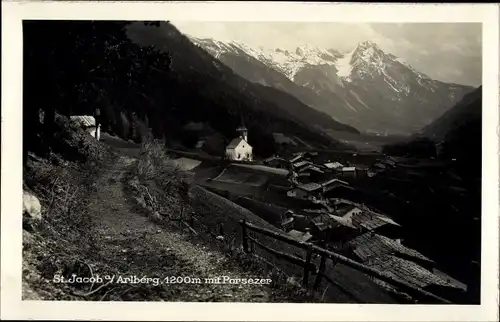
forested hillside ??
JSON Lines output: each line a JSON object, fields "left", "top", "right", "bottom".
{"left": 23, "top": 21, "right": 350, "bottom": 165}
{"left": 382, "top": 86, "right": 482, "bottom": 178}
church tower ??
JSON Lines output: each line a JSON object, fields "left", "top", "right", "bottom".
{"left": 236, "top": 114, "right": 248, "bottom": 142}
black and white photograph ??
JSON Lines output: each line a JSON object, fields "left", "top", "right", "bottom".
{"left": 1, "top": 2, "right": 499, "bottom": 321}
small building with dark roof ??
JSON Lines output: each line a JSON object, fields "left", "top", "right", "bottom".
{"left": 263, "top": 156, "right": 289, "bottom": 169}
{"left": 288, "top": 229, "right": 313, "bottom": 242}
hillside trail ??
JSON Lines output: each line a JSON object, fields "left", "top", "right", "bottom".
{"left": 86, "top": 134, "right": 277, "bottom": 302}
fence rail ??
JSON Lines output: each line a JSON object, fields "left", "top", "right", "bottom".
{"left": 239, "top": 219, "right": 453, "bottom": 304}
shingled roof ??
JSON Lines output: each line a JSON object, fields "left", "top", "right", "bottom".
{"left": 351, "top": 211, "right": 401, "bottom": 230}
{"left": 324, "top": 162, "right": 344, "bottom": 169}
{"left": 292, "top": 160, "right": 312, "bottom": 168}
{"left": 349, "top": 233, "right": 433, "bottom": 264}
{"left": 296, "top": 182, "right": 322, "bottom": 192}
{"left": 370, "top": 255, "right": 467, "bottom": 290}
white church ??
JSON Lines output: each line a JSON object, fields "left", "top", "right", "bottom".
{"left": 225, "top": 125, "right": 253, "bottom": 162}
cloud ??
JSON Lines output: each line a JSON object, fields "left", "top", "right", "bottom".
{"left": 172, "top": 22, "right": 482, "bottom": 86}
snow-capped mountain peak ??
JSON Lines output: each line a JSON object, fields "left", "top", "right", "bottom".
{"left": 190, "top": 36, "right": 431, "bottom": 85}
{"left": 189, "top": 35, "right": 473, "bottom": 135}
{"left": 190, "top": 36, "right": 341, "bottom": 80}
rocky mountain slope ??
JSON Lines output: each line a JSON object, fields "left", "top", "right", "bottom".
{"left": 190, "top": 37, "right": 474, "bottom": 135}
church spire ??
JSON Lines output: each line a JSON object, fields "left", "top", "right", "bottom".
{"left": 236, "top": 112, "right": 248, "bottom": 142}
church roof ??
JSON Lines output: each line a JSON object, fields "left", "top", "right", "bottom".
{"left": 226, "top": 137, "right": 250, "bottom": 149}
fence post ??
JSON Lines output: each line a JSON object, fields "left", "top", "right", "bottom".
{"left": 303, "top": 244, "right": 313, "bottom": 288}
{"left": 313, "top": 253, "right": 327, "bottom": 291}
{"left": 240, "top": 220, "right": 249, "bottom": 253}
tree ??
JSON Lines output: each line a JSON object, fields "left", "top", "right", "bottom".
{"left": 23, "top": 20, "right": 173, "bottom": 165}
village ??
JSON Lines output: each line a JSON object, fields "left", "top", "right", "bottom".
{"left": 69, "top": 116, "right": 470, "bottom": 302}
{"left": 167, "top": 124, "right": 467, "bottom": 301}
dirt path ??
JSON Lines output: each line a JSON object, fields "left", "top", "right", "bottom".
{"left": 86, "top": 154, "right": 277, "bottom": 302}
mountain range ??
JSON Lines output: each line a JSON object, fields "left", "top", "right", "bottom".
{"left": 190, "top": 37, "right": 475, "bottom": 135}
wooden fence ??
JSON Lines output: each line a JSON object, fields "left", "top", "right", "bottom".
{"left": 239, "top": 219, "right": 453, "bottom": 304}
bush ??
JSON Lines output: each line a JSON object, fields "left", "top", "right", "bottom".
{"left": 134, "top": 136, "right": 193, "bottom": 217}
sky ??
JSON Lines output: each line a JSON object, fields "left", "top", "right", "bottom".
{"left": 172, "top": 22, "right": 482, "bottom": 87}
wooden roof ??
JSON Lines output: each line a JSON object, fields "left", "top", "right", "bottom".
{"left": 350, "top": 211, "right": 401, "bottom": 230}
{"left": 297, "top": 164, "right": 325, "bottom": 174}
{"left": 324, "top": 162, "right": 344, "bottom": 169}
{"left": 350, "top": 233, "right": 433, "bottom": 264}
{"left": 295, "top": 182, "right": 322, "bottom": 192}
{"left": 370, "top": 255, "right": 466, "bottom": 290}
{"left": 321, "top": 178, "right": 349, "bottom": 187}
{"left": 288, "top": 229, "right": 313, "bottom": 242}
{"left": 292, "top": 160, "right": 312, "bottom": 168}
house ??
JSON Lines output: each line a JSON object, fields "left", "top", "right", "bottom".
{"left": 70, "top": 115, "right": 100, "bottom": 140}
{"left": 333, "top": 202, "right": 401, "bottom": 235}
{"left": 338, "top": 166, "right": 356, "bottom": 177}
{"left": 309, "top": 212, "right": 359, "bottom": 243}
{"left": 297, "top": 164, "right": 324, "bottom": 174}
{"left": 350, "top": 210, "right": 401, "bottom": 238}
{"left": 288, "top": 229, "right": 313, "bottom": 242}
{"left": 369, "top": 254, "right": 467, "bottom": 295}
{"left": 336, "top": 204, "right": 363, "bottom": 218}
{"left": 286, "top": 183, "right": 323, "bottom": 200}
{"left": 323, "top": 214, "right": 361, "bottom": 248}
{"left": 296, "top": 164, "right": 325, "bottom": 182}
{"left": 350, "top": 165, "right": 368, "bottom": 178}
{"left": 290, "top": 153, "right": 306, "bottom": 164}
{"left": 289, "top": 151, "right": 317, "bottom": 164}
{"left": 292, "top": 160, "right": 312, "bottom": 170}
{"left": 347, "top": 232, "right": 437, "bottom": 271}
{"left": 352, "top": 211, "right": 400, "bottom": 231}
{"left": 324, "top": 162, "right": 344, "bottom": 170}
{"left": 287, "top": 177, "right": 352, "bottom": 201}
{"left": 302, "top": 151, "right": 319, "bottom": 159}
{"left": 263, "top": 156, "right": 289, "bottom": 169}
{"left": 225, "top": 126, "right": 253, "bottom": 161}
{"left": 320, "top": 178, "right": 352, "bottom": 193}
